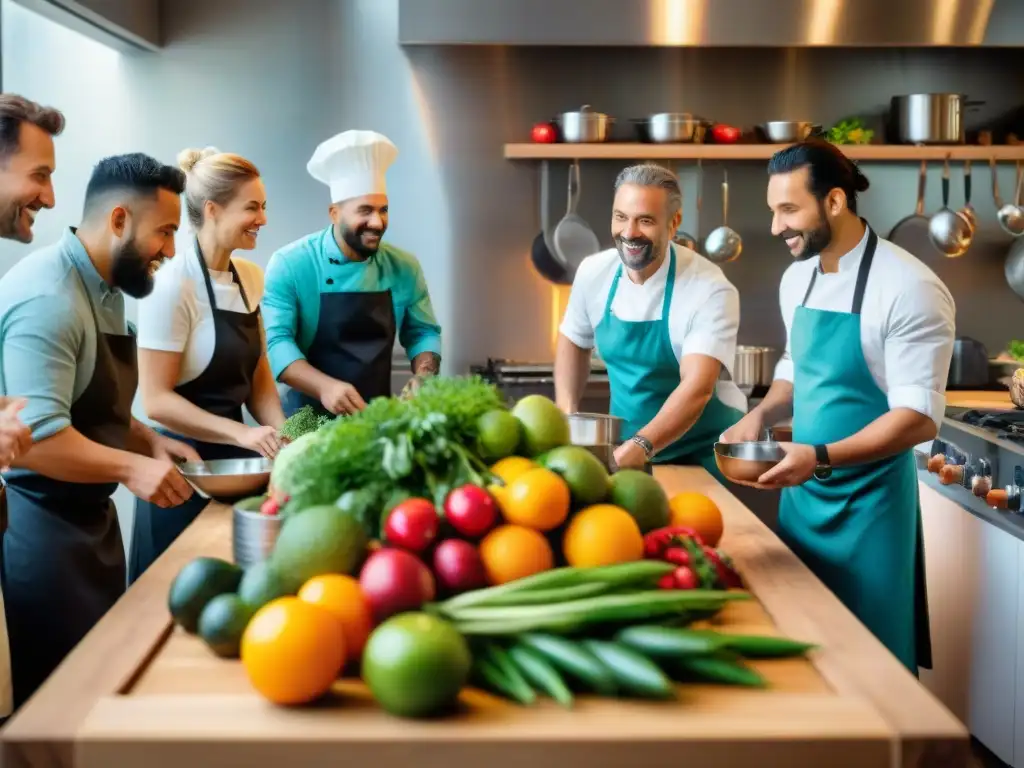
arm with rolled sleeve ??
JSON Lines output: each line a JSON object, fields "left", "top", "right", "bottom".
{"left": 554, "top": 264, "right": 596, "bottom": 412}
{"left": 399, "top": 261, "right": 443, "bottom": 373}
{"left": 261, "top": 252, "right": 306, "bottom": 381}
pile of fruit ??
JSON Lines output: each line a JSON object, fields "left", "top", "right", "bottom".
{"left": 166, "top": 376, "right": 816, "bottom": 717}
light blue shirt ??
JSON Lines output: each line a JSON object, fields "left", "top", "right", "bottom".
{"left": 262, "top": 226, "right": 442, "bottom": 380}
{"left": 0, "top": 228, "right": 129, "bottom": 442}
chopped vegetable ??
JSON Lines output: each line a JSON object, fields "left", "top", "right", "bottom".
{"left": 279, "top": 405, "right": 333, "bottom": 441}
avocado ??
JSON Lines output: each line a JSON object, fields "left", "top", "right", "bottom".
{"left": 197, "top": 593, "right": 253, "bottom": 658}
{"left": 237, "top": 559, "right": 293, "bottom": 611}
{"left": 168, "top": 557, "right": 243, "bottom": 633}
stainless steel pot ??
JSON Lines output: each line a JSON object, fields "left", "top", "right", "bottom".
{"left": 890, "top": 93, "right": 984, "bottom": 145}
{"left": 556, "top": 105, "right": 613, "bottom": 143}
{"left": 635, "top": 113, "right": 708, "bottom": 144}
{"left": 758, "top": 121, "right": 822, "bottom": 143}
{"left": 233, "top": 503, "right": 283, "bottom": 568}
{"left": 567, "top": 412, "right": 623, "bottom": 445}
{"left": 733, "top": 346, "right": 781, "bottom": 392}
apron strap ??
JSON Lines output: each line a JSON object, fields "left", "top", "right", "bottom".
{"left": 194, "top": 239, "right": 252, "bottom": 313}
{"left": 800, "top": 221, "right": 878, "bottom": 315}
{"left": 603, "top": 265, "right": 623, "bottom": 319}
{"left": 602, "top": 245, "right": 676, "bottom": 321}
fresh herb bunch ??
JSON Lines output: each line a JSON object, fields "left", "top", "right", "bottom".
{"left": 279, "top": 405, "right": 333, "bottom": 441}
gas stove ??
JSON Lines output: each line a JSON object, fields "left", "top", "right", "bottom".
{"left": 949, "top": 407, "right": 1024, "bottom": 442}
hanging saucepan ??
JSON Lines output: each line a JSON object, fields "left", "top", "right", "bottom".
{"left": 928, "top": 154, "right": 972, "bottom": 258}
{"left": 530, "top": 160, "right": 572, "bottom": 285}
{"left": 704, "top": 167, "right": 741, "bottom": 264}
{"left": 992, "top": 156, "right": 1024, "bottom": 237}
{"left": 552, "top": 160, "right": 601, "bottom": 280}
{"left": 672, "top": 161, "right": 698, "bottom": 251}
{"left": 889, "top": 159, "right": 932, "bottom": 256}
{"left": 1004, "top": 173, "right": 1024, "bottom": 300}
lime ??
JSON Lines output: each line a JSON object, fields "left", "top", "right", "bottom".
{"left": 270, "top": 504, "right": 370, "bottom": 592}
{"left": 198, "top": 593, "right": 254, "bottom": 658}
{"left": 476, "top": 409, "right": 522, "bottom": 461}
{"left": 511, "top": 395, "right": 570, "bottom": 457}
{"left": 168, "top": 557, "right": 243, "bottom": 634}
{"left": 238, "top": 559, "right": 294, "bottom": 611}
{"left": 361, "top": 612, "right": 471, "bottom": 718}
{"left": 540, "top": 445, "right": 610, "bottom": 506}
{"left": 608, "top": 469, "right": 670, "bottom": 533}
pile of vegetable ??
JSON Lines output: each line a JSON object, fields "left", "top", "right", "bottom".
{"left": 279, "top": 405, "right": 333, "bottom": 441}
{"left": 826, "top": 116, "right": 874, "bottom": 146}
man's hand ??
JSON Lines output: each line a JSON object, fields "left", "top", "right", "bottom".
{"left": 721, "top": 411, "right": 765, "bottom": 443}
{"left": 150, "top": 434, "right": 202, "bottom": 464}
{"left": 613, "top": 439, "right": 648, "bottom": 470}
{"left": 320, "top": 380, "right": 367, "bottom": 415}
{"left": 399, "top": 374, "right": 424, "bottom": 401}
{"left": 238, "top": 425, "right": 285, "bottom": 459}
{"left": 755, "top": 443, "right": 817, "bottom": 489}
{"left": 124, "top": 456, "right": 195, "bottom": 508}
{"left": 0, "top": 398, "right": 32, "bottom": 470}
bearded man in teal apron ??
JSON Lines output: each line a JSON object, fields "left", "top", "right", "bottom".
{"left": 554, "top": 163, "right": 746, "bottom": 478}
{"left": 263, "top": 130, "right": 443, "bottom": 418}
{"left": 723, "top": 140, "right": 956, "bottom": 674}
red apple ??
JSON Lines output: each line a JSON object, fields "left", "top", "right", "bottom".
{"left": 531, "top": 122, "right": 557, "bottom": 143}
{"left": 383, "top": 498, "right": 439, "bottom": 552}
{"left": 359, "top": 548, "right": 436, "bottom": 623}
{"left": 444, "top": 485, "right": 499, "bottom": 538}
{"left": 711, "top": 123, "right": 742, "bottom": 144}
{"left": 433, "top": 539, "right": 488, "bottom": 594}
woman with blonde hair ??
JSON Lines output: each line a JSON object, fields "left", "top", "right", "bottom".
{"left": 129, "top": 147, "right": 285, "bottom": 583}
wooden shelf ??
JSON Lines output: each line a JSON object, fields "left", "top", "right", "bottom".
{"left": 504, "top": 143, "right": 1024, "bottom": 162}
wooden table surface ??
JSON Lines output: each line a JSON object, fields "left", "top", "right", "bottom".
{"left": 0, "top": 467, "right": 969, "bottom": 768}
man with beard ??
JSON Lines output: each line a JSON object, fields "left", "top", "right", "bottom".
{"left": 554, "top": 163, "right": 746, "bottom": 476}
{"left": 722, "top": 139, "right": 955, "bottom": 674}
{"left": 263, "top": 130, "right": 442, "bottom": 416}
{"left": 0, "top": 152, "right": 200, "bottom": 709}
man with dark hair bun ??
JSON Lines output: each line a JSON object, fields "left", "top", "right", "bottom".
{"left": 0, "top": 151, "right": 201, "bottom": 710}
{"left": 723, "top": 139, "right": 956, "bottom": 675}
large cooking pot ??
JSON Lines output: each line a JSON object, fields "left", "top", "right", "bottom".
{"left": 890, "top": 93, "right": 984, "bottom": 145}
{"left": 556, "top": 105, "right": 613, "bottom": 143}
{"left": 733, "top": 346, "right": 781, "bottom": 392}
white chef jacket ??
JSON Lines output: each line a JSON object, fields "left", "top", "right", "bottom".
{"left": 559, "top": 244, "right": 747, "bottom": 413}
{"left": 136, "top": 244, "right": 264, "bottom": 387}
{"left": 774, "top": 227, "right": 956, "bottom": 430}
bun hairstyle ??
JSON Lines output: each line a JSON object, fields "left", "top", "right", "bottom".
{"left": 176, "top": 146, "right": 261, "bottom": 229}
{"left": 767, "top": 138, "right": 870, "bottom": 213}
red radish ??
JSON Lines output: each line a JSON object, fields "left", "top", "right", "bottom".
{"left": 444, "top": 485, "right": 498, "bottom": 538}
{"left": 657, "top": 573, "right": 676, "bottom": 590}
{"left": 259, "top": 497, "right": 279, "bottom": 516}
{"left": 673, "top": 566, "right": 699, "bottom": 590}
{"left": 432, "top": 539, "right": 488, "bottom": 594}
{"left": 383, "top": 498, "right": 439, "bottom": 552}
{"left": 664, "top": 547, "right": 690, "bottom": 566}
{"left": 359, "top": 548, "right": 436, "bottom": 623}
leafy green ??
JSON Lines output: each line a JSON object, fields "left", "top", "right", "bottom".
{"left": 826, "top": 117, "right": 874, "bottom": 146}
{"left": 279, "top": 405, "right": 334, "bottom": 441}
{"left": 1008, "top": 340, "right": 1024, "bottom": 362}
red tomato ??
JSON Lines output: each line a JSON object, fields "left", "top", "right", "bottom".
{"left": 530, "top": 122, "right": 557, "bottom": 143}
{"left": 444, "top": 485, "right": 499, "bottom": 538}
{"left": 711, "top": 124, "right": 741, "bottom": 144}
{"left": 383, "top": 498, "right": 439, "bottom": 553}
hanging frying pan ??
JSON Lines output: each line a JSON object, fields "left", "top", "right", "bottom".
{"left": 530, "top": 160, "right": 572, "bottom": 285}
{"left": 889, "top": 159, "right": 933, "bottom": 258}
{"left": 552, "top": 160, "right": 601, "bottom": 280}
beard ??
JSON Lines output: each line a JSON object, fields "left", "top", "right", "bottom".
{"left": 0, "top": 201, "right": 34, "bottom": 243}
{"left": 780, "top": 204, "right": 833, "bottom": 260}
{"left": 111, "top": 237, "right": 157, "bottom": 298}
{"left": 340, "top": 222, "right": 385, "bottom": 259}
{"left": 614, "top": 234, "right": 660, "bottom": 271}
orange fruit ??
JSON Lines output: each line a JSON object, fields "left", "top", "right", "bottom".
{"left": 479, "top": 524, "right": 554, "bottom": 584}
{"left": 668, "top": 492, "right": 724, "bottom": 547}
{"left": 490, "top": 456, "right": 537, "bottom": 485}
{"left": 241, "top": 597, "right": 346, "bottom": 705}
{"left": 297, "top": 574, "right": 373, "bottom": 659}
{"left": 502, "top": 467, "right": 571, "bottom": 531}
{"left": 562, "top": 504, "right": 644, "bottom": 567}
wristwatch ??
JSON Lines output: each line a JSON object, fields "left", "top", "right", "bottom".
{"left": 813, "top": 444, "right": 832, "bottom": 480}
{"left": 632, "top": 434, "right": 655, "bottom": 460}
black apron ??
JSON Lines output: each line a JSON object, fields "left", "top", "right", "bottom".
{"left": 282, "top": 253, "right": 397, "bottom": 416}
{"left": 0, "top": 267, "right": 135, "bottom": 710}
{"left": 128, "top": 246, "right": 262, "bottom": 584}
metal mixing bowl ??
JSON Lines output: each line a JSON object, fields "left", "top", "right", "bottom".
{"left": 568, "top": 412, "right": 623, "bottom": 445}
{"left": 713, "top": 441, "right": 785, "bottom": 486}
{"left": 177, "top": 457, "right": 273, "bottom": 500}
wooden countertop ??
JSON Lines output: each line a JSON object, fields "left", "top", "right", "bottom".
{"left": 0, "top": 468, "right": 969, "bottom": 768}
{"left": 945, "top": 390, "right": 1013, "bottom": 410}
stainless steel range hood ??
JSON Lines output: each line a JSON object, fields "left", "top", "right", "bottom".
{"left": 399, "top": 0, "right": 1022, "bottom": 47}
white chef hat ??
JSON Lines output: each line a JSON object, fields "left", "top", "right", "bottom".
{"left": 307, "top": 130, "right": 399, "bottom": 204}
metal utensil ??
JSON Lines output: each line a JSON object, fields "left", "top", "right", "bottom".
{"left": 704, "top": 168, "right": 741, "bottom": 263}
{"left": 957, "top": 159, "right": 976, "bottom": 234}
{"left": 530, "top": 161, "right": 571, "bottom": 285}
{"left": 888, "top": 159, "right": 931, "bottom": 258}
{"left": 713, "top": 441, "right": 785, "bottom": 487}
{"left": 177, "top": 457, "right": 273, "bottom": 500}
{"left": 672, "top": 162, "right": 697, "bottom": 250}
{"left": 567, "top": 412, "right": 623, "bottom": 445}
{"left": 552, "top": 160, "right": 601, "bottom": 278}
{"left": 556, "top": 105, "right": 613, "bottom": 143}
{"left": 997, "top": 161, "right": 1024, "bottom": 237}
{"left": 928, "top": 155, "right": 972, "bottom": 257}
{"left": 1005, "top": 235, "right": 1024, "bottom": 301}
{"left": 233, "top": 503, "right": 283, "bottom": 568}
{"left": 890, "top": 93, "right": 984, "bottom": 145}
{"left": 733, "top": 346, "right": 782, "bottom": 394}
{"left": 636, "top": 113, "right": 708, "bottom": 144}
{"left": 758, "top": 121, "right": 821, "bottom": 143}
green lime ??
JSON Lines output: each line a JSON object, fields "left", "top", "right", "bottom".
{"left": 197, "top": 593, "right": 253, "bottom": 658}
{"left": 362, "top": 612, "right": 471, "bottom": 719}
{"left": 476, "top": 409, "right": 522, "bottom": 461}
{"left": 511, "top": 395, "right": 570, "bottom": 457}
{"left": 270, "top": 504, "right": 370, "bottom": 592}
{"left": 540, "top": 445, "right": 610, "bottom": 506}
{"left": 237, "top": 560, "right": 294, "bottom": 610}
{"left": 167, "top": 557, "right": 243, "bottom": 634}
{"left": 608, "top": 469, "right": 670, "bottom": 533}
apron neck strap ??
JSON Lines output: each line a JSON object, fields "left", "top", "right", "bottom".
{"left": 604, "top": 244, "right": 676, "bottom": 317}
{"left": 194, "top": 239, "right": 251, "bottom": 312}
{"left": 801, "top": 220, "right": 878, "bottom": 316}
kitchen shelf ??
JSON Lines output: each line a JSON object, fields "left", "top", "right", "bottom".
{"left": 504, "top": 143, "right": 1024, "bottom": 162}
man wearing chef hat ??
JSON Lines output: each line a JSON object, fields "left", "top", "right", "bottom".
{"left": 263, "top": 130, "right": 443, "bottom": 416}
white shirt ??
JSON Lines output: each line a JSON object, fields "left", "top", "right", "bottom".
{"left": 559, "top": 244, "right": 747, "bottom": 413}
{"left": 136, "top": 243, "right": 265, "bottom": 386}
{"left": 774, "top": 227, "right": 956, "bottom": 430}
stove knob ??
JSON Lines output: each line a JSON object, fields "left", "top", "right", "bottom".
{"left": 939, "top": 464, "right": 964, "bottom": 485}
{"left": 987, "top": 488, "right": 1010, "bottom": 510}
{"left": 972, "top": 474, "right": 993, "bottom": 497}
{"left": 927, "top": 454, "right": 946, "bottom": 474}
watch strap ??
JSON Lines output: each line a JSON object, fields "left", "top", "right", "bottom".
{"left": 814, "top": 444, "right": 830, "bottom": 467}
{"left": 632, "top": 434, "right": 654, "bottom": 459}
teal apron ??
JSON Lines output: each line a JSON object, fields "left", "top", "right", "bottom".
{"left": 779, "top": 225, "right": 932, "bottom": 673}
{"left": 594, "top": 246, "right": 743, "bottom": 480}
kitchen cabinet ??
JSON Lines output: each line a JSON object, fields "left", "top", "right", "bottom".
{"left": 9, "top": 0, "right": 160, "bottom": 50}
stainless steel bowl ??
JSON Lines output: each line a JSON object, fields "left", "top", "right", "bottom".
{"left": 232, "top": 502, "right": 282, "bottom": 568}
{"left": 568, "top": 412, "right": 623, "bottom": 445}
{"left": 636, "top": 113, "right": 708, "bottom": 144}
{"left": 713, "top": 441, "right": 785, "bottom": 487}
{"left": 178, "top": 457, "right": 273, "bottom": 501}
{"left": 557, "top": 105, "right": 613, "bottom": 143}
{"left": 759, "top": 121, "right": 821, "bottom": 143}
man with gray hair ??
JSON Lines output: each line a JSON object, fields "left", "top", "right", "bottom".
{"left": 554, "top": 162, "right": 746, "bottom": 477}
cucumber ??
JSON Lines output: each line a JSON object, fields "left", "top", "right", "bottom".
{"left": 517, "top": 633, "right": 617, "bottom": 695}
{"left": 582, "top": 640, "right": 676, "bottom": 700}
{"left": 705, "top": 631, "right": 818, "bottom": 659}
{"left": 473, "top": 658, "right": 530, "bottom": 704}
{"left": 615, "top": 625, "right": 725, "bottom": 658}
{"left": 670, "top": 654, "right": 766, "bottom": 688}
{"left": 482, "top": 643, "right": 536, "bottom": 705}
{"left": 507, "top": 644, "right": 574, "bottom": 708}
